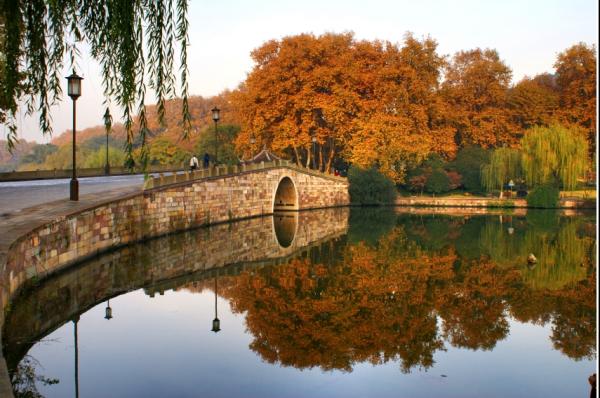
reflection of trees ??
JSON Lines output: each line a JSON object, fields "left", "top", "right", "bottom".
{"left": 11, "top": 355, "right": 59, "bottom": 398}
{"left": 225, "top": 228, "right": 455, "bottom": 372}
{"left": 220, "top": 214, "right": 595, "bottom": 372}
{"left": 549, "top": 273, "right": 596, "bottom": 360}
{"left": 477, "top": 215, "right": 591, "bottom": 289}
{"left": 436, "top": 261, "right": 519, "bottom": 350}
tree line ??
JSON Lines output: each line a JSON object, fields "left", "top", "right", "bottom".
{"left": 4, "top": 32, "right": 595, "bottom": 186}
{"left": 231, "top": 33, "right": 595, "bottom": 183}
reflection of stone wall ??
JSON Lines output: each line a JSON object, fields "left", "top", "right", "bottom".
{"left": 3, "top": 208, "right": 349, "bottom": 371}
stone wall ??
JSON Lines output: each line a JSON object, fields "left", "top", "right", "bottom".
{"left": 395, "top": 196, "right": 594, "bottom": 209}
{"left": 0, "top": 164, "right": 185, "bottom": 182}
{"left": 0, "top": 163, "right": 349, "bottom": 397}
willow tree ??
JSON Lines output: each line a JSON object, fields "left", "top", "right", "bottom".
{"left": 0, "top": 0, "right": 191, "bottom": 167}
{"left": 481, "top": 147, "right": 522, "bottom": 192}
{"left": 521, "top": 124, "right": 588, "bottom": 190}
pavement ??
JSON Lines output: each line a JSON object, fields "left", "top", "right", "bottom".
{"left": 0, "top": 174, "right": 145, "bottom": 215}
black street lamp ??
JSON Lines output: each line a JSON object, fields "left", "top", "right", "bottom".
{"left": 211, "top": 273, "right": 221, "bottom": 333}
{"left": 104, "top": 299, "right": 113, "bottom": 320}
{"left": 211, "top": 107, "right": 220, "bottom": 165}
{"left": 311, "top": 136, "right": 317, "bottom": 169}
{"left": 66, "top": 70, "right": 83, "bottom": 200}
{"left": 103, "top": 108, "right": 112, "bottom": 175}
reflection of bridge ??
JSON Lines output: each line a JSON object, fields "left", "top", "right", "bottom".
{"left": 3, "top": 208, "right": 349, "bottom": 371}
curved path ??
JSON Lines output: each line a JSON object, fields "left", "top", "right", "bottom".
{"left": 0, "top": 175, "right": 145, "bottom": 215}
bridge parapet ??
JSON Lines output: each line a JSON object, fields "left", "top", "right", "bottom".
{"left": 143, "top": 159, "right": 346, "bottom": 190}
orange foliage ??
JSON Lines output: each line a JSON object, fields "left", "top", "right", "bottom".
{"left": 441, "top": 48, "right": 517, "bottom": 148}
{"left": 554, "top": 43, "right": 597, "bottom": 147}
{"left": 43, "top": 40, "right": 595, "bottom": 172}
{"left": 507, "top": 74, "right": 560, "bottom": 129}
{"left": 232, "top": 33, "right": 451, "bottom": 182}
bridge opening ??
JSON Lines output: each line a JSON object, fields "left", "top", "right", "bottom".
{"left": 273, "top": 177, "right": 298, "bottom": 212}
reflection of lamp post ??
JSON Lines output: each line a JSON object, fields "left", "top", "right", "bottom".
{"left": 211, "top": 107, "right": 220, "bottom": 165}
{"left": 311, "top": 136, "right": 317, "bottom": 169}
{"left": 104, "top": 299, "right": 113, "bottom": 320}
{"left": 66, "top": 70, "right": 83, "bottom": 201}
{"left": 73, "top": 316, "right": 80, "bottom": 398}
{"left": 103, "top": 108, "right": 112, "bottom": 175}
{"left": 211, "top": 273, "right": 221, "bottom": 333}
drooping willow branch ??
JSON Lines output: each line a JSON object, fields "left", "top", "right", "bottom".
{"left": 0, "top": 0, "right": 191, "bottom": 167}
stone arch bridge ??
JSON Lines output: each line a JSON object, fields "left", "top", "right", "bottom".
{"left": 143, "top": 159, "right": 349, "bottom": 217}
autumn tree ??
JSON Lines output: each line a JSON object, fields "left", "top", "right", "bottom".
{"left": 507, "top": 74, "right": 559, "bottom": 129}
{"left": 347, "top": 34, "right": 451, "bottom": 182}
{"left": 442, "top": 48, "right": 517, "bottom": 148}
{"left": 143, "top": 137, "right": 191, "bottom": 166}
{"left": 553, "top": 43, "right": 597, "bottom": 150}
{"left": 233, "top": 33, "right": 358, "bottom": 170}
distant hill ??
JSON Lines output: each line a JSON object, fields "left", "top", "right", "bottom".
{"left": 0, "top": 139, "right": 37, "bottom": 172}
{"left": 50, "top": 92, "right": 239, "bottom": 152}
{"left": 0, "top": 92, "right": 240, "bottom": 171}
{"left": 51, "top": 123, "right": 128, "bottom": 147}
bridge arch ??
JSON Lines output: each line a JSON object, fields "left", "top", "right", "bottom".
{"left": 273, "top": 176, "right": 298, "bottom": 212}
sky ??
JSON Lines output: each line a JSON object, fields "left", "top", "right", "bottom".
{"left": 4, "top": 0, "right": 598, "bottom": 143}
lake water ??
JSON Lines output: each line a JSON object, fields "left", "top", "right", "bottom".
{"left": 3, "top": 208, "right": 596, "bottom": 398}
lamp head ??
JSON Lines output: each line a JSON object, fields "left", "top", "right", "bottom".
{"left": 104, "top": 305, "right": 113, "bottom": 320}
{"left": 211, "top": 107, "right": 220, "bottom": 122}
{"left": 211, "top": 317, "right": 221, "bottom": 333}
{"left": 66, "top": 70, "right": 83, "bottom": 100}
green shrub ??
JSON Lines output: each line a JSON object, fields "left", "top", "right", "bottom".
{"left": 348, "top": 166, "right": 397, "bottom": 205}
{"left": 527, "top": 184, "right": 560, "bottom": 208}
{"left": 425, "top": 169, "right": 450, "bottom": 194}
{"left": 450, "top": 146, "right": 490, "bottom": 192}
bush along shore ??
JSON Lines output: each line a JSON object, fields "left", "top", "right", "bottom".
{"left": 348, "top": 166, "right": 594, "bottom": 209}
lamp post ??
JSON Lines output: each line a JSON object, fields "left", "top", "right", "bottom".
{"left": 103, "top": 108, "right": 112, "bottom": 175}
{"left": 211, "top": 273, "right": 221, "bottom": 333}
{"left": 311, "top": 136, "right": 317, "bottom": 169}
{"left": 67, "top": 70, "right": 83, "bottom": 200}
{"left": 211, "top": 107, "right": 220, "bottom": 165}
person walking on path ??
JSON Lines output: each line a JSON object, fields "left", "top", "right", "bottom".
{"left": 190, "top": 155, "right": 199, "bottom": 171}
{"left": 203, "top": 152, "right": 210, "bottom": 169}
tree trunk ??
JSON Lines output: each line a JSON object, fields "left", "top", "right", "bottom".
{"left": 319, "top": 146, "right": 324, "bottom": 171}
{"left": 305, "top": 145, "right": 311, "bottom": 168}
{"left": 325, "top": 146, "right": 335, "bottom": 173}
{"left": 293, "top": 145, "right": 301, "bottom": 167}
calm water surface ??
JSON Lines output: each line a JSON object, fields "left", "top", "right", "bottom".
{"left": 3, "top": 208, "right": 596, "bottom": 398}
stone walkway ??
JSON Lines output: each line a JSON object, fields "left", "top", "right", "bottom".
{"left": 0, "top": 185, "right": 141, "bottom": 267}
{"left": 0, "top": 174, "right": 145, "bottom": 214}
